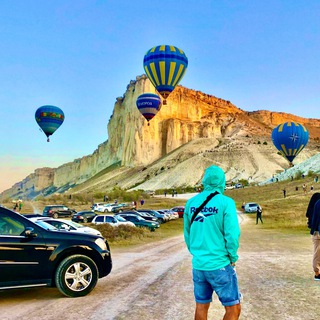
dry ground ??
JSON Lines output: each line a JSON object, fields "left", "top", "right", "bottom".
{"left": 0, "top": 214, "right": 319, "bottom": 320}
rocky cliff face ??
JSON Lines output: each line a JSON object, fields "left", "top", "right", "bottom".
{"left": 1, "top": 76, "right": 320, "bottom": 200}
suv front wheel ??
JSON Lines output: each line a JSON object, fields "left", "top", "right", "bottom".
{"left": 55, "top": 254, "right": 98, "bottom": 297}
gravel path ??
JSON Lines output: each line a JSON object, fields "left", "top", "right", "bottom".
{"left": 0, "top": 214, "right": 318, "bottom": 320}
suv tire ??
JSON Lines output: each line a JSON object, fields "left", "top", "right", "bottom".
{"left": 55, "top": 254, "right": 98, "bottom": 297}
{"left": 53, "top": 212, "right": 59, "bottom": 219}
{"left": 83, "top": 217, "right": 88, "bottom": 223}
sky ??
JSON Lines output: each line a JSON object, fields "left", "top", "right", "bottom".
{"left": 0, "top": 0, "right": 319, "bottom": 192}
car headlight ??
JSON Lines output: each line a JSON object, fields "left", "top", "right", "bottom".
{"left": 95, "top": 238, "right": 107, "bottom": 250}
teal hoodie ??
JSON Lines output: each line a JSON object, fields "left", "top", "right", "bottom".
{"left": 184, "top": 165, "right": 240, "bottom": 270}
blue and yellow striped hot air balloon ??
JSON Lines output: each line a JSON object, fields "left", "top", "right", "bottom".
{"left": 35, "top": 105, "right": 65, "bottom": 142}
{"left": 271, "top": 121, "right": 309, "bottom": 165}
{"left": 136, "top": 93, "right": 162, "bottom": 126}
{"left": 143, "top": 45, "right": 188, "bottom": 105}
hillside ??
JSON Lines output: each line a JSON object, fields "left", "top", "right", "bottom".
{"left": 1, "top": 75, "right": 320, "bottom": 200}
{"left": 60, "top": 136, "right": 319, "bottom": 195}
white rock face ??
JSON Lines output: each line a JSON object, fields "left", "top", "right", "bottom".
{"left": 1, "top": 76, "right": 320, "bottom": 199}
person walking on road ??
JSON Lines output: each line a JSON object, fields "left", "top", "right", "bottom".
{"left": 306, "top": 193, "right": 320, "bottom": 281}
{"left": 256, "top": 206, "right": 263, "bottom": 224}
{"left": 184, "top": 165, "right": 241, "bottom": 320}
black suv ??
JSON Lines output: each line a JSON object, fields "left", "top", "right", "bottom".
{"left": 43, "top": 205, "right": 76, "bottom": 218}
{"left": 0, "top": 206, "right": 112, "bottom": 297}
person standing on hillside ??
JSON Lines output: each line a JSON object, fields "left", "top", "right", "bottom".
{"left": 303, "top": 183, "right": 307, "bottom": 195}
{"left": 283, "top": 188, "right": 287, "bottom": 198}
{"left": 306, "top": 193, "right": 320, "bottom": 281}
{"left": 256, "top": 206, "right": 263, "bottom": 224}
{"left": 184, "top": 165, "right": 241, "bottom": 320}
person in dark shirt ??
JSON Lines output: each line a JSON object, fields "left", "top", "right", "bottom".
{"left": 256, "top": 206, "right": 263, "bottom": 224}
{"left": 306, "top": 193, "right": 320, "bottom": 281}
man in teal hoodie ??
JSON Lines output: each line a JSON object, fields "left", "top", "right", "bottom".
{"left": 184, "top": 165, "right": 241, "bottom": 320}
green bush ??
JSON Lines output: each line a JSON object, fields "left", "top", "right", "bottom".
{"left": 92, "top": 223, "right": 148, "bottom": 243}
{"left": 307, "top": 170, "right": 314, "bottom": 177}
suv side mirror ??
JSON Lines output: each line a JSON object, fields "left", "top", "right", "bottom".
{"left": 25, "top": 227, "right": 37, "bottom": 237}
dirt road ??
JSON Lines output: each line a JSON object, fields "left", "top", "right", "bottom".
{"left": 1, "top": 214, "right": 319, "bottom": 320}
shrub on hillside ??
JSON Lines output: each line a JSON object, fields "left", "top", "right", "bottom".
{"left": 90, "top": 223, "right": 149, "bottom": 243}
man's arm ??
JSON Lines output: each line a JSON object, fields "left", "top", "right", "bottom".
{"left": 223, "top": 199, "right": 240, "bottom": 263}
{"left": 183, "top": 202, "right": 191, "bottom": 251}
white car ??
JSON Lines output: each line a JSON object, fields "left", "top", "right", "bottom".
{"left": 159, "top": 209, "right": 179, "bottom": 220}
{"left": 29, "top": 217, "right": 102, "bottom": 236}
{"left": 244, "top": 202, "right": 261, "bottom": 213}
{"left": 97, "top": 204, "right": 118, "bottom": 213}
{"left": 92, "top": 202, "right": 108, "bottom": 211}
{"left": 92, "top": 215, "right": 135, "bottom": 227}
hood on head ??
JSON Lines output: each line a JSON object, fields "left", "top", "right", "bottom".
{"left": 202, "top": 165, "right": 226, "bottom": 194}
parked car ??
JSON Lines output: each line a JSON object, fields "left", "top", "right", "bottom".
{"left": 123, "top": 209, "right": 159, "bottom": 222}
{"left": 117, "top": 213, "right": 160, "bottom": 231}
{"left": 95, "top": 203, "right": 121, "bottom": 213}
{"left": 137, "top": 209, "right": 168, "bottom": 223}
{"left": 145, "top": 190, "right": 155, "bottom": 196}
{"left": 114, "top": 215, "right": 137, "bottom": 227}
{"left": 235, "top": 183, "right": 244, "bottom": 189}
{"left": 170, "top": 206, "right": 185, "bottom": 218}
{"left": 42, "top": 205, "right": 76, "bottom": 218}
{"left": 72, "top": 210, "right": 97, "bottom": 223}
{"left": 30, "top": 217, "right": 102, "bottom": 236}
{"left": 92, "top": 215, "right": 135, "bottom": 227}
{"left": 244, "top": 202, "right": 261, "bottom": 213}
{"left": 111, "top": 203, "right": 136, "bottom": 213}
{"left": 22, "top": 213, "right": 44, "bottom": 218}
{"left": 158, "top": 209, "right": 179, "bottom": 220}
{"left": 92, "top": 202, "right": 109, "bottom": 212}
{"left": 0, "top": 206, "right": 112, "bottom": 297}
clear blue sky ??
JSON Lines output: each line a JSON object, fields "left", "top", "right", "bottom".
{"left": 0, "top": 0, "right": 319, "bottom": 192}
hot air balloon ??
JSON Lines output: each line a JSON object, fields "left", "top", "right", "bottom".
{"left": 136, "top": 93, "right": 162, "bottom": 126}
{"left": 143, "top": 45, "right": 188, "bottom": 105}
{"left": 271, "top": 121, "right": 309, "bottom": 166}
{"left": 35, "top": 105, "right": 64, "bottom": 142}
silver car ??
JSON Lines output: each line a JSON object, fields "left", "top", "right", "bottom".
{"left": 30, "top": 217, "right": 102, "bottom": 236}
{"left": 244, "top": 202, "right": 261, "bottom": 213}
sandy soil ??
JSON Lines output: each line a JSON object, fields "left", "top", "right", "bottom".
{"left": 1, "top": 214, "right": 318, "bottom": 320}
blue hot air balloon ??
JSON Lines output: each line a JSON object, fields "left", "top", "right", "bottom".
{"left": 35, "top": 105, "right": 65, "bottom": 142}
{"left": 136, "top": 93, "right": 162, "bottom": 126}
{"left": 143, "top": 45, "right": 188, "bottom": 105}
{"left": 272, "top": 121, "right": 309, "bottom": 165}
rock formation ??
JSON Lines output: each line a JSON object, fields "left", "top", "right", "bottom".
{"left": 1, "top": 75, "right": 320, "bottom": 200}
